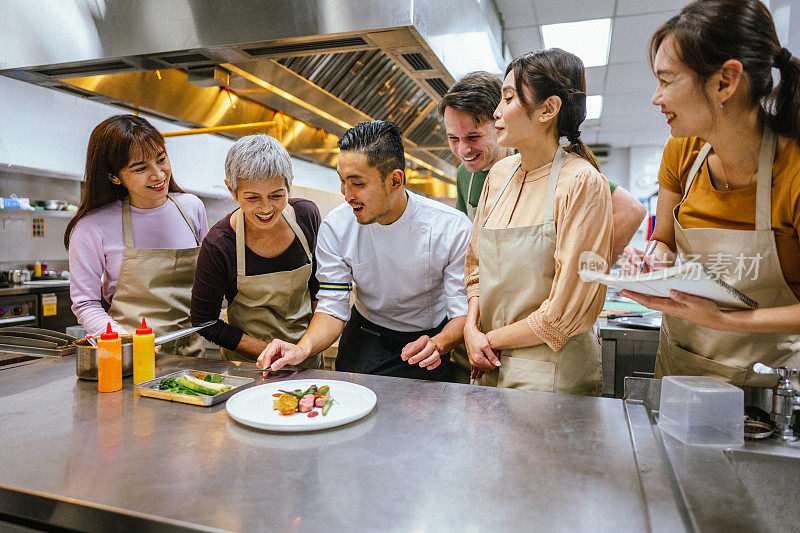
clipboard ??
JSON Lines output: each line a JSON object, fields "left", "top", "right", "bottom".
{"left": 580, "top": 262, "right": 758, "bottom": 310}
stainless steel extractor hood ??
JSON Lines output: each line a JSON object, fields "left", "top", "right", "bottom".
{"left": 0, "top": 0, "right": 508, "bottom": 191}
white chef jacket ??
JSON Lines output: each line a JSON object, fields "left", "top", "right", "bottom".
{"left": 315, "top": 190, "right": 472, "bottom": 332}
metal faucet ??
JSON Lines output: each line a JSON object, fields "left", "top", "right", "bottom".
{"left": 752, "top": 363, "right": 800, "bottom": 441}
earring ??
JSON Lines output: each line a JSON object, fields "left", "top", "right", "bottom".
{"left": 718, "top": 101, "right": 725, "bottom": 108}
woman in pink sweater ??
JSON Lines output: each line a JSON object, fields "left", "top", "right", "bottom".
{"left": 65, "top": 115, "right": 208, "bottom": 355}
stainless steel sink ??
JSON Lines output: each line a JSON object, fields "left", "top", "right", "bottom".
{"left": 624, "top": 377, "right": 800, "bottom": 532}
{"left": 723, "top": 446, "right": 800, "bottom": 533}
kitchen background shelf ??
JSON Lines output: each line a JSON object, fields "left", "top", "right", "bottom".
{"left": 0, "top": 208, "right": 74, "bottom": 218}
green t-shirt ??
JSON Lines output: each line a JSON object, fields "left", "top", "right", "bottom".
{"left": 454, "top": 161, "right": 618, "bottom": 217}
{"left": 455, "top": 164, "right": 490, "bottom": 216}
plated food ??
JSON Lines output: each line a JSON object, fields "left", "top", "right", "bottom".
{"left": 226, "top": 379, "right": 376, "bottom": 432}
{"left": 272, "top": 384, "right": 333, "bottom": 417}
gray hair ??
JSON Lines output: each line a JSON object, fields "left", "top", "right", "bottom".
{"left": 225, "top": 134, "right": 293, "bottom": 193}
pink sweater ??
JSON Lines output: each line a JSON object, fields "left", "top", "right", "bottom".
{"left": 68, "top": 193, "right": 209, "bottom": 335}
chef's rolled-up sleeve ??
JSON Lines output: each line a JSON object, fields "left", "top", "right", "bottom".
{"left": 527, "top": 169, "right": 612, "bottom": 351}
{"left": 444, "top": 219, "right": 471, "bottom": 318}
{"left": 313, "top": 218, "right": 353, "bottom": 322}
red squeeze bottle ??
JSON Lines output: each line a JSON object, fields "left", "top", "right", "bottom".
{"left": 97, "top": 323, "right": 122, "bottom": 393}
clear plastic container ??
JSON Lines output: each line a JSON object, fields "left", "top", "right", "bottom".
{"left": 658, "top": 376, "right": 744, "bottom": 446}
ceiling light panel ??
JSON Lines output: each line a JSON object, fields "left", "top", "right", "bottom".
{"left": 534, "top": 0, "right": 615, "bottom": 25}
{"left": 540, "top": 18, "right": 612, "bottom": 68}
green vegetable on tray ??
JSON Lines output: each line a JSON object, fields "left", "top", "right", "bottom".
{"left": 158, "top": 374, "right": 232, "bottom": 396}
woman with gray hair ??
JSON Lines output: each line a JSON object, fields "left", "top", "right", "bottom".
{"left": 191, "top": 134, "right": 323, "bottom": 365}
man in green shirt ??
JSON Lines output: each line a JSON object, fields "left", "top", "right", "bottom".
{"left": 440, "top": 72, "right": 647, "bottom": 382}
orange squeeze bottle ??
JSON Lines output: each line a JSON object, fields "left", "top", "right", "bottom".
{"left": 133, "top": 318, "right": 155, "bottom": 385}
{"left": 97, "top": 322, "right": 122, "bottom": 393}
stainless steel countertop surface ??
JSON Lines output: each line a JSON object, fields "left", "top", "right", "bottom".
{"left": 0, "top": 356, "right": 653, "bottom": 532}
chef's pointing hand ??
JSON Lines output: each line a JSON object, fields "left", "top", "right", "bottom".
{"left": 257, "top": 339, "right": 308, "bottom": 374}
{"left": 401, "top": 335, "right": 442, "bottom": 370}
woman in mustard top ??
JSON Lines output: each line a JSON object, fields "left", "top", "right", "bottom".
{"left": 623, "top": 0, "right": 800, "bottom": 385}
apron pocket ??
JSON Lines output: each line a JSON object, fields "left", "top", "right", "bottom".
{"left": 498, "top": 355, "right": 556, "bottom": 393}
{"left": 658, "top": 334, "right": 747, "bottom": 386}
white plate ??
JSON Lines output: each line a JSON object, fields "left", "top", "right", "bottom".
{"left": 226, "top": 379, "right": 377, "bottom": 432}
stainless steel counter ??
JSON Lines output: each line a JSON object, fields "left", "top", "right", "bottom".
{"left": 0, "top": 356, "right": 654, "bottom": 532}
{"left": 0, "top": 281, "right": 70, "bottom": 296}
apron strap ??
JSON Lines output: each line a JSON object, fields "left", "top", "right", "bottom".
{"left": 484, "top": 163, "right": 521, "bottom": 223}
{"left": 681, "top": 143, "right": 713, "bottom": 203}
{"left": 121, "top": 194, "right": 200, "bottom": 249}
{"left": 166, "top": 194, "right": 201, "bottom": 244}
{"left": 755, "top": 125, "right": 777, "bottom": 231}
{"left": 234, "top": 208, "right": 247, "bottom": 277}
{"left": 121, "top": 197, "right": 135, "bottom": 248}
{"left": 282, "top": 205, "right": 313, "bottom": 261}
{"left": 544, "top": 147, "right": 567, "bottom": 222}
{"left": 234, "top": 204, "right": 312, "bottom": 277}
{"left": 467, "top": 172, "right": 475, "bottom": 208}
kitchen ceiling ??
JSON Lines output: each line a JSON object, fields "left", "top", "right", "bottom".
{"left": 0, "top": 0, "right": 510, "bottom": 192}
{"left": 495, "top": 0, "right": 687, "bottom": 147}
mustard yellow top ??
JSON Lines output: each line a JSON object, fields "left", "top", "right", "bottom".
{"left": 465, "top": 152, "right": 613, "bottom": 351}
{"left": 651, "top": 136, "right": 800, "bottom": 299}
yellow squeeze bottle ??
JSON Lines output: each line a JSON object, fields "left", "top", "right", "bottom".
{"left": 133, "top": 318, "right": 155, "bottom": 385}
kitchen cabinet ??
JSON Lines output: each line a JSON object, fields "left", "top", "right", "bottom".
{"left": 599, "top": 321, "right": 660, "bottom": 398}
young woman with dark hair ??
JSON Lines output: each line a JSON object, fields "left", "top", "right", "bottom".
{"left": 463, "top": 48, "right": 613, "bottom": 395}
{"left": 622, "top": 0, "right": 800, "bottom": 386}
{"left": 66, "top": 114, "right": 208, "bottom": 356}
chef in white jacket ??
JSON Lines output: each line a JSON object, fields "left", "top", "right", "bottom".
{"left": 258, "top": 120, "right": 471, "bottom": 381}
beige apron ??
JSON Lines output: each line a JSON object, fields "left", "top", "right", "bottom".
{"left": 220, "top": 206, "right": 322, "bottom": 368}
{"left": 656, "top": 126, "right": 800, "bottom": 387}
{"left": 475, "top": 148, "right": 602, "bottom": 395}
{"left": 108, "top": 194, "right": 204, "bottom": 357}
{"left": 466, "top": 172, "right": 478, "bottom": 221}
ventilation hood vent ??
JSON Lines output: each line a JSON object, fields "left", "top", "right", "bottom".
{"left": 35, "top": 60, "right": 134, "bottom": 78}
{"left": 401, "top": 53, "right": 432, "bottom": 71}
{"left": 425, "top": 78, "right": 450, "bottom": 98}
{"left": 158, "top": 52, "right": 217, "bottom": 66}
{"left": 244, "top": 37, "right": 369, "bottom": 57}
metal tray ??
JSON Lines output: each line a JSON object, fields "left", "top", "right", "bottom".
{"left": 136, "top": 369, "right": 255, "bottom": 406}
{"left": 610, "top": 315, "right": 662, "bottom": 330}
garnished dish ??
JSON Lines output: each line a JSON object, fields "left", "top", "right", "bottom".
{"left": 273, "top": 384, "right": 334, "bottom": 417}
{"left": 226, "top": 379, "right": 376, "bottom": 432}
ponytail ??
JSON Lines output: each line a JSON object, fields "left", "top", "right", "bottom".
{"left": 507, "top": 49, "right": 601, "bottom": 171}
{"left": 566, "top": 138, "right": 600, "bottom": 171}
{"left": 771, "top": 49, "right": 800, "bottom": 142}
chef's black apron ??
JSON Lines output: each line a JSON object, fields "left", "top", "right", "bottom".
{"left": 336, "top": 306, "right": 452, "bottom": 381}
